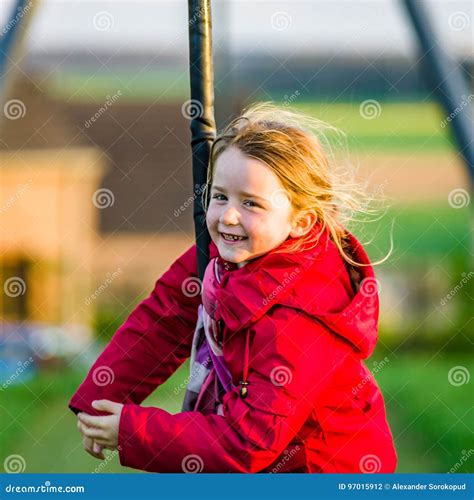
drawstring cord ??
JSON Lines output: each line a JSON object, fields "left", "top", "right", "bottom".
{"left": 239, "top": 330, "right": 251, "bottom": 399}
{"left": 218, "top": 257, "right": 250, "bottom": 399}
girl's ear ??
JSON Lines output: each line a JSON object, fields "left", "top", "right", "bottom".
{"left": 289, "top": 210, "right": 317, "bottom": 238}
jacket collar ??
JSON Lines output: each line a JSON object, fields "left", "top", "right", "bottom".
{"left": 208, "top": 223, "right": 379, "bottom": 358}
{"left": 211, "top": 224, "right": 333, "bottom": 332}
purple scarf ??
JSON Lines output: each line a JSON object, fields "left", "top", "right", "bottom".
{"left": 181, "top": 258, "right": 234, "bottom": 413}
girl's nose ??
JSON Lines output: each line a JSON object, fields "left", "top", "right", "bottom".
{"left": 220, "top": 206, "right": 240, "bottom": 226}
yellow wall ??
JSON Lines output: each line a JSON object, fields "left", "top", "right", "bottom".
{"left": 0, "top": 148, "right": 106, "bottom": 341}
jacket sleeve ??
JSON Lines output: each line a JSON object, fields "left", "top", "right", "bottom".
{"left": 69, "top": 244, "right": 204, "bottom": 416}
{"left": 117, "top": 307, "right": 350, "bottom": 473}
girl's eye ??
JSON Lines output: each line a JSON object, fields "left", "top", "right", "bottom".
{"left": 212, "top": 194, "right": 226, "bottom": 201}
{"left": 211, "top": 194, "right": 260, "bottom": 208}
{"left": 243, "top": 200, "right": 259, "bottom": 208}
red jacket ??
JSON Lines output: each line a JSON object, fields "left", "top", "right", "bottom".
{"left": 69, "top": 226, "right": 397, "bottom": 473}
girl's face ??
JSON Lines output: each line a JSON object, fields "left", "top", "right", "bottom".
{"left": 206, "top": 146, "right": 301, "bottom": 267}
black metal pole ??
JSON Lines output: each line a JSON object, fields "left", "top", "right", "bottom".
{"left": 0, "top": 0, "right": 34, "bottom": 101}
{"left": 187, "top": 0, "right": 216, "bottom": 281}
{"left": 0, "top": 0, "right": 27, "bottom": 77}
{"left": 402, "top": 0, "right": 473, "bottom": 184}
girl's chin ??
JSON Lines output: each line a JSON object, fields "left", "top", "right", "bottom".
{"left": 218, "top": 246, "right": 248, "bottom": 263}
{"left": 219, "top": 247, "right": 244, "bottom": 259}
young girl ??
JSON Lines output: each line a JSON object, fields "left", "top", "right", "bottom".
{"left": 71, "top": 103, "right": 397, "bottom": 473}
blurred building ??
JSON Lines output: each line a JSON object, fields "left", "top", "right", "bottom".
{"left": 0, "top": 76, "right": 210, "bottom": 345}
{"left": 0, "top": 79, "right": 109, "bottom": 347}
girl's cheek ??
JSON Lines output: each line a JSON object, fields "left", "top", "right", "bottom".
{"left": 205, "top": 206, "right": 218, "bottom": 226}
{"left": 207, "top": 212, "right": 224, "bottom": 239}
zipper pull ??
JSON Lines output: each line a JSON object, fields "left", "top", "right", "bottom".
{"left": 239, "top": 380, "right": 250, "bottom": 399}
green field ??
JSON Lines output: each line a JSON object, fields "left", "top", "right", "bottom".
{"left": 351, "top": 202, "right": 471, "bottom": 264}
{"left": 50, "top": 69, "right": 190, "bottom": 103}
{"left": 49, "top": 71, "right": 455, "bottom": 152}
{"left": 293, "top": 101, "right": 453, "bottom": 152}
{"left": 1, "top": 351, "right": 472, "bottom": 473}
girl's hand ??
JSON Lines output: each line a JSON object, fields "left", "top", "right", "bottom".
{"left": 81, "top": 435, "right": 105, "bottom": 460}
{"left": 77, "top": 417, "right": 105, "bottom": 459}
{"left": 77, "top": 400, "right": 124, "bottom": 451}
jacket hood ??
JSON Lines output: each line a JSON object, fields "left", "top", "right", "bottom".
{"left": 209, "top": 224, "right": 379, "bottom": 359}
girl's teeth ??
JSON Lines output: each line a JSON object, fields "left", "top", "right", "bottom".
{"left": 223, "top": 233, "right": 244, "bottom": 241}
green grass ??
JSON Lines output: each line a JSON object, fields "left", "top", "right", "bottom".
{"left": 294, "top": 101, "right": 447, "bottom": 137}
{"left": 372, "top": 347, "right": 473, "bottom": 473}
{"left": 349, "top": 202, "right": 471, "bottom": 266}
{"left": 49, "top": 69, "right": 190, "bottom": 103}
{"left": 291, "top": 101, "right": 453, "bottom": 152}
{"left": 1, "top": 353, "right": 472, "bottom": 473}
{"left": 48, "top": 70, "right": 455, "bottom": 152}
{"left": 0, "top": 363, "right": 187, "bottom": 473}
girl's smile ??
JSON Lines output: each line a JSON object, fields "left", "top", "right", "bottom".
{"left": 220, "top": 232, "right": 248, "bottom": 244}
